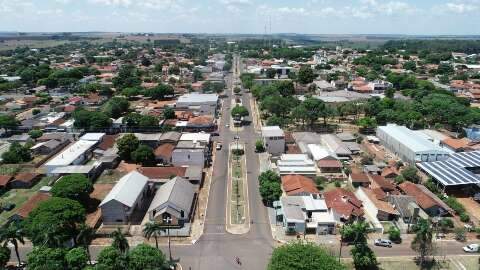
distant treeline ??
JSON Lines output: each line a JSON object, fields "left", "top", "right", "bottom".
{"left": 382, "top": 39, "right": 480, "bottom": 54}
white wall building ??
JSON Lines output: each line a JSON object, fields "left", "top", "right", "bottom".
{"left": 261, "top": 126, "right": 285, "bottom": 156}
{"left": 43, "top": 139, "right": 98, "bottom": 175}
{"left": 376, "top": 124, "right": 450, "bottom": 164}
{"left": 176, "top": 93, "right": 219, "bottom": 115}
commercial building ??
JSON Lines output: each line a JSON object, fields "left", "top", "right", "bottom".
{"left": 43, "top": 139, "right": 98, "bottom": 175}
{"left": 276, "top": 154, "right": 317, "bottom": 177}
{"left": 176, "top": 93, "right": 219, "bottom": 115}
{"left": 261, "top": 126, "right": 285, "bottom": 156}
{"left": 376, "top": 124, "right": 450, "bottom": 164}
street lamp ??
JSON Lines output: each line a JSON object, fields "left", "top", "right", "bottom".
{"left": 163, "top": 216, "right": 173, "bottom": 263}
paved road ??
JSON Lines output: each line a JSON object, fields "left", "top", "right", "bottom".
{"left": 10, "top": 55, "right": 475, "bottom": 269}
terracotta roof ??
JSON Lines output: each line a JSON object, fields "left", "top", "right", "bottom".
{"left": 63, "top": 105, "right": 76, "bottom": 113}
{"left": 281, "top": 174, "right": 319, "bottom": 196}
{"left": 0, "top": 175, "right": 12, "bottom": 187}
{"left": 372, "top": 188, "right": 388, "bottom": 201}
{"left": 98, "top": 135, "right": 118, "bottom": 151}
{"left": 441, "top": 138, "right": 471, "bottom": 151}
{"left": 14, "top": 173, "right": 40, "bottom": 183}
{"left": 350, "top": 173, "right": 370, "bottom": 183}
{"left": 381, "top": 167, "right": 399, "bottom": 178}
{"left": 369, "top": 174, "right": 396, "bottom": 191}
{"left": 323, "top": 188, "right": 364, "bottom": 219}
{"left": 16, "top": 193, "right": 50, "bottom": 218}
{"left": 137, "top": 167, "right": 187, "bottom": 179}
{"left": 360, "top": 187, "right": 398, "bottom": 215}
{"left": 398, "top": 181, "right": 439, "bottom": 210}
{"left": 187, "top": 115, "right": 214, "bottom": 126}
{"left": 286, "top": 144, "right": 302, "bottom": 154}
{"left": 317, "top": 159, "right": 342, "bottom": 168}
{"left": 154, "top": 143, "right": 175, "bottom": 159}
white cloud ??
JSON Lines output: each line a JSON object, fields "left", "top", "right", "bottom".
{"left": 444, "top": 2, "right": 478, "bottom": 13}
{"left": 220, "top": 0, "right": 251, "bottom": 5}
{"left": 89, "top": 0, "right": 132, "bottom": 7}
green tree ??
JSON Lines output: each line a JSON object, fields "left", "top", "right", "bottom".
{"left": 65, "top": 247, "right": 88, "bottom": 270}
{"left": 111, "top": 228, "right": 129, "bottom": 254}
{"left": 112, "top": 64, "right": 141, "bottom": 90}
{"left": 95, "top": 246, "right": 128, "bottom": 270}
{"left": 411, "top": 218, "right": 434, "bottom": 266}
{"left": 27, "top": 247, "right": 66, "bottom": 270}
{"left": 51, "top": 174, "right": 93, "bottom": 205}
{"left": 255, "top": 140, "right": 265, "bottom": 152}
{"left": 24, "top": 197, "right": 86, "bottom": 247}
{"left": 145, "top": 84, "right": 174, "bottom": 100}
{"left": 76, "top": 224, "right": 95, "bottom": 265}
{"left": 265, "top": 68, "right": 277, "bottom": 79}
{"left": 401, "top": 166, "right": 420, "bottom": 183}
{"left": 163, "top": 107, "right": 176, "bottom": 119}
{"left": 131, "top": 144, "right": 156, "bottom": 166}
{"left": 258, "top": 170, "right": 282, "bottom": 205}
{"left": 231, "top": 105, "right": 249, "bottom": 118}
{"left": 193, "top": 69, "right": 203, "bottom": 82}
{"left": 102, "top": 97, "right": 130, "bottom": 118}
{"left": 268, "top": 241, "right": 345, "bottom": 270}
{"left": 143, "top": 222, "right": 164, "bottom": 249}
{"left": 28, "top": 129, "right": 43, "bottom": 139}
{"left": 123, "top": 113, "right": 158, "bottom": 128}
{"left": 0, "top": 246, "right": 10, "bottom": 269}
{"left": 388, "top": 227, "right": 401, "bottom": 243}
{"left": 300, "top": 97, "right": 325, "bottom": 128}
{"left": 351, "top": 242, "right": 378, "bottom": 270}
{"left": 1, "top": 142, "right": 32, "bottom": 164}
{"left": 297, "top": 65, "right": 316, "bottom": 84}
{"left": 0, "top": 222, "right": 25, "bottom": 266}
{"left": 129, "top": 243, "right": 167, "bottom": 270}
{"left": 117, "top": 134, "right": 140, "bottom": 161}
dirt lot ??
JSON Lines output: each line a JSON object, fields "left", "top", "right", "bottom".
{"left": 457, "top": 197, "right": 480, "bottom": 225}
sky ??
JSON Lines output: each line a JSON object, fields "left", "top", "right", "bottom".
{"left": 0, "top": 0, "right": 479, "bottom": 35}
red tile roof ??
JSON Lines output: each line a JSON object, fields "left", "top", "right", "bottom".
{"left": 381, "top": 167, "right": 399, "bottom": 178}
{"left": 14, "top": 173, "right": 40, "bottom": 184}
{"left": 360, "top": 187, "right": 398, "bottom": 215}
{"left": 281, "top": 175, "right": 319, "bottom": 196}
{"left": 369, "top": 174, "right": 396, "bottom": 191}
{"left": 350, "top": 173, "right": 370, "bottom": 183}
{"left": 16, "top": 193, "right": 50, "bottom": 218}
{"left": 323, "top": 188, "right": 364, "bottom": 219}
{"left": 398, "top": 181, "right": 439, "bottom": 210}
{"left": 154, "top": 143, "right": 175, "bottom": 159}
{"left": 0, "top": 175, "right": 12, "bottom": 187}
{"left": 137, "top": 167, "right": 187, "bottom": 179}
{"left": 317, "top": 159, "right": 342, "bottom": 168}
{"left": 98, "top": 135, "right": 118, "bottom": 151}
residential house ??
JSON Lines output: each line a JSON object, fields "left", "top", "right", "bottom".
{"left": 159, "top": 131, "right": 181, "bottom": 145}
{"left": 147, "top": 177, "right": 196, "bottom": 226}
{"left": 368, "top": 174, "right": 397, "bottom": 194}
{"left": 398, "top": 181, "right": 452, "bottom": 217}
{"left": 349, "top": 172, "right": 370, "bottom": 188}
{"left": 355, "top": 187, "right": 399, "bottom": 222}
{"left": 137, "top": 166, "right": 203, "bottom": 185}
{"left": 10, "top": 173, "right": 42, "bottom": 189}
{"left": 172, "top": 141, "right": 206, "bottom": 167}
{"left": 281, "top": 175, "right": 319, "bottom": 196}
{"left": 99, "top": 171, "right": 149, "bottom": 225}
{"left": 30, "top": 139, "right": 68, "bottom": 155}
{"left": 324, "top": 188, "right": 364, "bottom": 222}
{"left": 133, "top": 133, "right": 162, "bottom": 148}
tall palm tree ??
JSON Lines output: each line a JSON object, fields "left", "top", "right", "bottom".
{"left": 411, "top": 218, "right": 434, "bottom": 266}
{"left": 111, "top": 228, "right": 129, "bottom": 254}
{"left": 76, "top": 224, "right": 95, "bottom": 265}
{"left": 143, "top": 222, "right": 164, "bottom": 249}
{"left": 0, "top": 222, "right": 25, "bottom": 266}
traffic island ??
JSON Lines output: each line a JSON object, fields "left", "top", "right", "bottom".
{"left": 226, "top": 143, "right": 250, "bottom": 234}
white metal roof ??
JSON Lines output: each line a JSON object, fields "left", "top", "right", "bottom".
{"left": 180, "top": 132, "right": 210, "bottom": 143}
{"left": 177, "top": 93, "right": 218, "bottom": 104}
{"left": 378, "top": 124, "right": 447, "bottom": 153}
{"left": 51, "top": 165, "right": 96, "bottom": 174}
{"left": 80, "top": 133, "right": 105, "bottom": 141}
{"left": 45, "top": 140, "right": 97, "bottom": 167}
{"left": 261, "top": 126, "right": 284, "bottom": 137}
{"left": 99, "top": 171, "right": 148, "bottom": 207}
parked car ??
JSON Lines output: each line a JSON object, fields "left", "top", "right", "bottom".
{"left": 463, "top": 244, "right": 479, "bottom": 253}
{"left": 216, "top": 143, "right": 222, "bottom": 150}
{"left": 234, "top": 135, "right": 240, "bottom": 140}
{"left": 374, "top": 239, "right": 392, "bottom": 248}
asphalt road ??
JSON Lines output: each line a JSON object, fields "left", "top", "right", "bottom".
{"left": 9, "top": 55, "right": 476, "bottom": 269}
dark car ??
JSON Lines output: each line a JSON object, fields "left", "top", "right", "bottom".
{"left": 2, "top": 203, "right": 15, "bottom": 211}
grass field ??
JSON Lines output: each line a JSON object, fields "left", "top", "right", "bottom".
{"left": 0, "top": 176, "right": 53, "bottom": 224}
{"left": 96, "top": 169, "right": 125, "bottom": 184}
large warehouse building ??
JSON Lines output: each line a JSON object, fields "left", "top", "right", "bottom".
{"left": 376, "top": 124, "right": 450, "bottom": 164}
{"left": 417, "top": 151, "right": 480, "bottom": 189}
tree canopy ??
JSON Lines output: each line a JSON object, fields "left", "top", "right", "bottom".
{"left": 268, "top": 242, "right": 345, "bottom": 270}
{"left": 51, "top": 174, "right": 93, "bottom": 204}
{"left": 117, "top": 134, "right": 140, "bottom": 161}
{"left": 131, "top": 144, "right": 156, "bottom": 166}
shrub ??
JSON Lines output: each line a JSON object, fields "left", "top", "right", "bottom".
{"left": 454, "top": 228, "right": 466, "bottom": 242}
{"left": 460, "top": 213, "right": 470, "bottom": 223}
{"left": 388, "top": 227, "right": 401, "bottom": 243}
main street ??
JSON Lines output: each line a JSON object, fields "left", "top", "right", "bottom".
{"left": 10, "top": 55, "right": 476, "bottom": 269}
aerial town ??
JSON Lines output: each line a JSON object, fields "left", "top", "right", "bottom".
{"left": 1, "top": 4, "right": 480, "bottom": 270}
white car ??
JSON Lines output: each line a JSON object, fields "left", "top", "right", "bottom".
{"left": 463, "top": 244, "right": 479, "bottom": 253}
{"left": 374, "top": 239, "right": 392, "bottom": 248}
{"left": 216, "top": 143, "right": 222, "bottom": 150}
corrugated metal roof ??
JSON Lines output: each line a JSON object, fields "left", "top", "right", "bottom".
{"left": 99, "top": 171, "right": 148, "bottom": 207}
{"left": 378, "top": 124, "right": 447, "bottom": 153}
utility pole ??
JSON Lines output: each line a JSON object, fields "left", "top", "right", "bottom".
{"left": 338, "top": 224, "right": 345, "bottom": 263}
{"left": 164, "top": 217, "right": 173, "bottom": 263}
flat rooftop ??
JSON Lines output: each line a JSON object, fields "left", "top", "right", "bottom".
{"left": 45, "top": 140, "right": 97, "bottom": 167}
